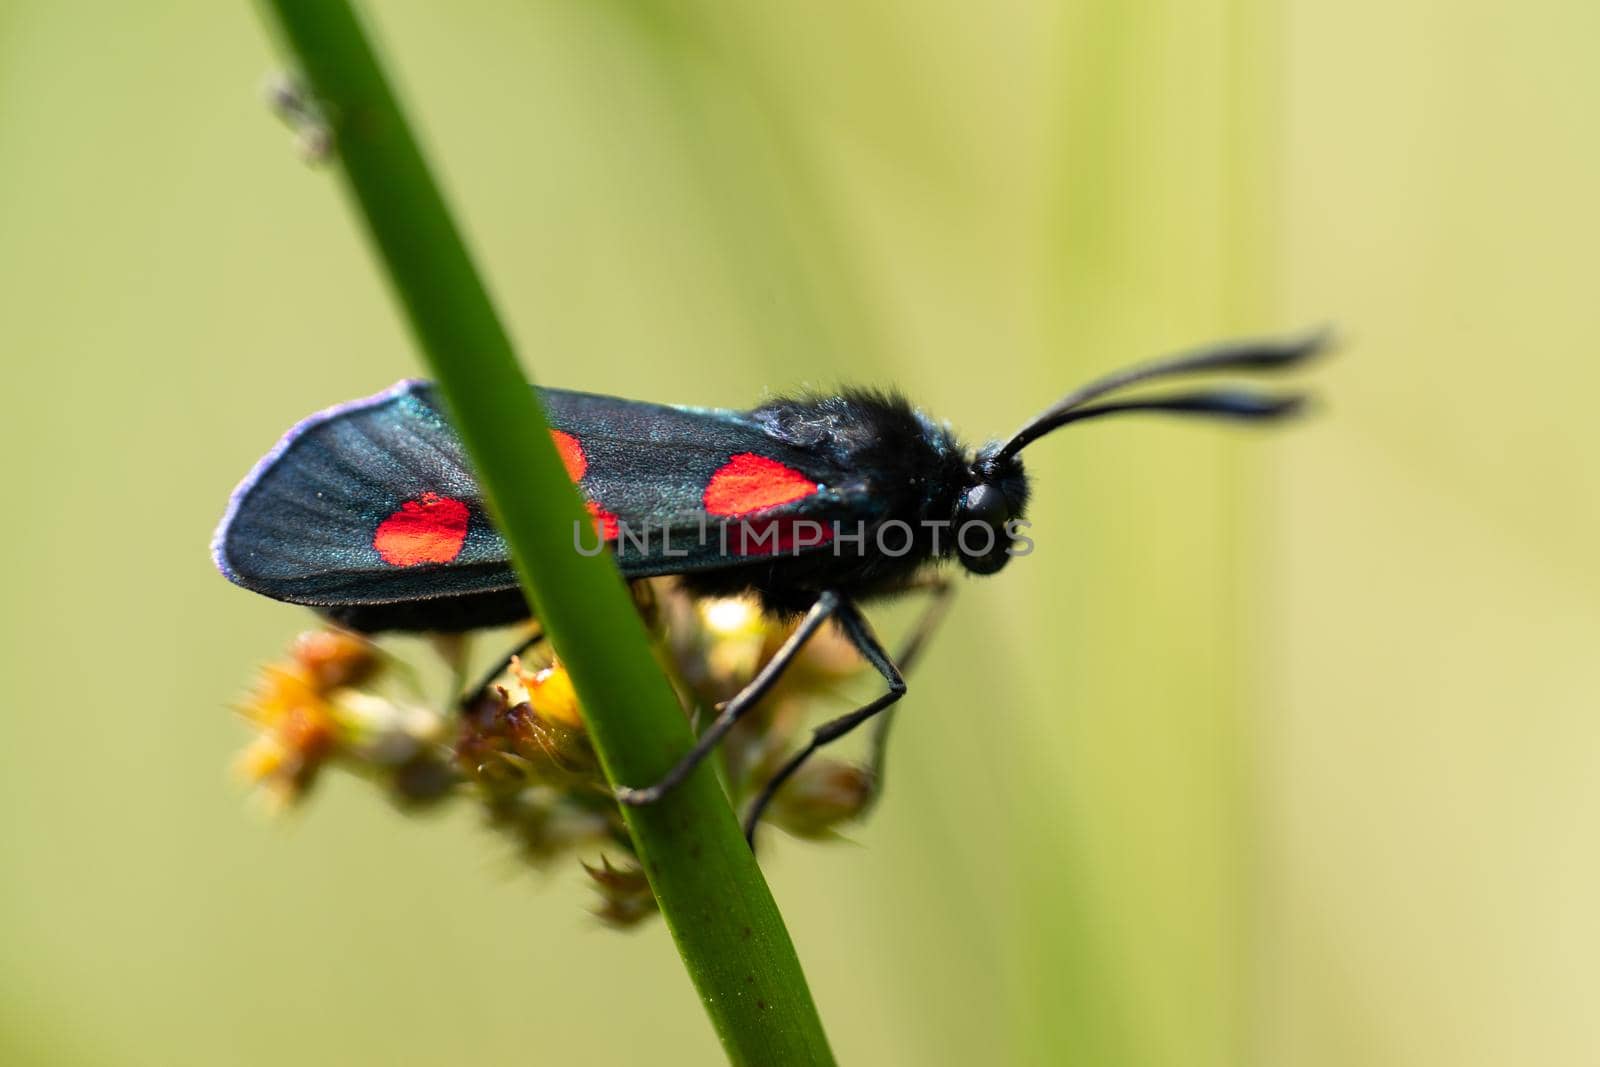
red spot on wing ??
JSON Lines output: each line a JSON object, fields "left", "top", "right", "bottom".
{"left": 551, "top": 429, "right": 616, "bottom": 539}
{"left": 373, "top": 492, "right": 470, "bottom": 566}
{"left": 587, "top": 500, "right": 620, "bottom": 541}
{"left": 704, "top": 454, "right": 819, "bottom": 517}
{"left": 550, "top": 429, "right": 587, "bottom": 481}
{"left": 729, "top": 518, "right": 834, "bottom": 556}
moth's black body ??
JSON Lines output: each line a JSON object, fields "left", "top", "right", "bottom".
{"left": 214, "top": 332, "right": 1325, "bottom": 841}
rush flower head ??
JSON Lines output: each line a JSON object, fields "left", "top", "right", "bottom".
{"left": 455, "top": 670, "right": 598, "bottom": 789}
{"left": 233, "top": 662, "right": 334, "bottom": 806}
{"left": 513, "top": 657, "right": 584, "bottom": 731}
{"left": 582, "top": 856, "right": 655, "bottom": 927}
{"left": 235, "top": 660, "right": 341, "bottom": 807}
{"left": 289, "top": 627, "right": 379, "bottom": 690}
{"left": 766, "top": 759, "right": 876, "bottom": 839}
{"left": 229, "top": 581, "right": 881, "bottom": 925}
{"left": 235, "top": 630, "right": 452, "bottom": 809}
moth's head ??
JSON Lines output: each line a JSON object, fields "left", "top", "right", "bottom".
{"left": 954, "top": 328, "right": 1330, "bottom": 578}
{"left": 953, "top": 448, "right": 1028, "bottom": 576}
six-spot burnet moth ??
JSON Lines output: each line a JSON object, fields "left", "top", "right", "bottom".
{"left": 213, "top": 330, "right": 1326, "bottom": 839}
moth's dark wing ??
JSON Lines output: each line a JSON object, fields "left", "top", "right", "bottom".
{"left": 212, "top": 381, "right": 519, "bottom": 609}
{"left": 544, "top": 391, "right": 876, "bottom": 574}
{"left": 213, "top": 382, "right": 868, "bottom": 620}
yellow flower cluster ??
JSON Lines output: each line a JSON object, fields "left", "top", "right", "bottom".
{"left": 232, "top": 581, "right": 878, "bottom": 924}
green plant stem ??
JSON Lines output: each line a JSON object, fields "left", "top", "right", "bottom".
{"left": 250, "top": 3, "right": 835, "bottom": 1063}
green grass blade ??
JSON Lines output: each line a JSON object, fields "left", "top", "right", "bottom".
{"left": 249, "top": 2, "right": 836, "bottom": 1063}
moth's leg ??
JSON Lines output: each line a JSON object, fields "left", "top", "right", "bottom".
{"left": 863, "top": 577, "right": 954, "bottom": 813}
{"left": 459, "top": 623, "right": 546, "bottom": 710}
{"left": 742, "top": 601, "right": 905, "bottom": 845}
{"left": 616, "top": 590, "right": 844, "bottom": 807}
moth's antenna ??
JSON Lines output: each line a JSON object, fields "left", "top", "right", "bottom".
{"left": 994, "top": 327, "right": 1330, "bottom": 459}
{"left": 1024, "top": 389, "right": 1307, "bottom": 429}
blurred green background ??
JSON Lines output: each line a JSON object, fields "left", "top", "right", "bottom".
{"left": 3, "top": 1, "right": 1596, "bottom": 1064}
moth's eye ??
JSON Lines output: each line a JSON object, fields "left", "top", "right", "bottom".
{"left": 960, "top": 484, "right": 1008, "bottom": 528}
{"left": 955, "top": 484, "right": 1012, "bottom": 576}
